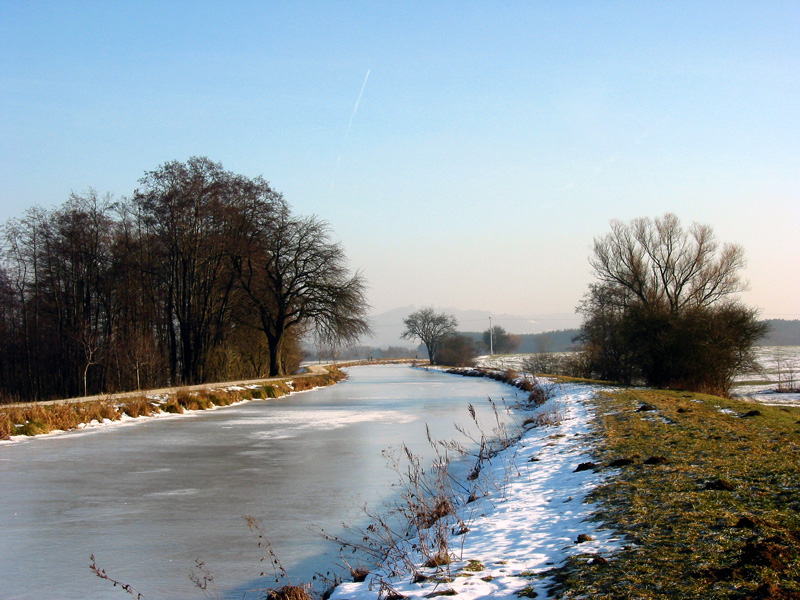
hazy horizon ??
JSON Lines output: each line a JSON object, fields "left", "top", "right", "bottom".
{"left": 2, "top": 2, "right": 798, "bottom": 322}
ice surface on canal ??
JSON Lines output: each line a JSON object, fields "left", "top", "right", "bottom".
{"left": 0, "top": 365, "right": 521, "bottom": 600}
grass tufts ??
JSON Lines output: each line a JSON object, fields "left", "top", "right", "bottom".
{"left": 264, "top": 585, "right": 313, "bottom": 600}
{"left": 162, "top": 398, "right": 184, "bottom": 414}
{"left": 120, "top": 397, "right": 154, "bottom": 418}
{"left": 261, "top": 385, "right": 283, "bottom": 399}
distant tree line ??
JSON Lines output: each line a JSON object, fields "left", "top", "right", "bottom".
{"left": 759, "top": 320, "right": 800, "bottom": 346}
{"left": 460, "top": 328, "right": 581, "bottom": 354}
{"left": 0, "top": 157, "right": 369, "bottom": 402}
{"left": 306, "top": 345, "right": 418, "bottom": 362}
{"left": 451, "top": 318, "right": 794, "bottom": 358}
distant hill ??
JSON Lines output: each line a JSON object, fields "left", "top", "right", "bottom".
{"left": 759, "top": 319, "right": 800, "bottom": 346}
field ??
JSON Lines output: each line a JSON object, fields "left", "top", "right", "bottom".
{"left": 547, "top": 386, "right": 800, "bottom": 599}
{"left": 479, "top": 346, "right": 800, "bottom": 405}
{"left": 735, "top": 346, "right": 800, "bottom": 405}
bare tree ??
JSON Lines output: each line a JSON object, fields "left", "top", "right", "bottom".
{"left": 78, "top": 325, "right": 102, "bottom": 397}
{"left": 120, "top": 327, "right": 161, "bottom": 390}
{"left": 232, "top": 210, "right": 371, "bottom": 376}
{"left": 591, "top": 213, "right": 747, "bottom": 313}
{"left": 0, "top": 156, "right": 368, "bottom": 399}
{"left": 132, "top": 157, "right": 284, "bottom": 384}
{"left": 579, "top": 214, "right": 766, "bottom": 396}
{"left": 401, "top": 308, "right": 457, "bottom": 365}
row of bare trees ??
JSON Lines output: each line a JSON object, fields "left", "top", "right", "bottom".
{"left": 0, "top": 157, "right": 370, "bottom": 402}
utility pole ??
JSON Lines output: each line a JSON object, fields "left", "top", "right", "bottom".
{"left": 489, "top": 316, "right": 493, "bottom": 355}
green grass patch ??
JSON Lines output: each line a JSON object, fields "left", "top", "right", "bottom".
{"left": 463, "top": 560, "right": 484, "bottom": 573}
{"left": 546, "top": 387, "right": 800, "bottom": 599}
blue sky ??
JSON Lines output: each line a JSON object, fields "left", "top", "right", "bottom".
{"left": 2, "top": 1, "right": 798, "bottom": 323}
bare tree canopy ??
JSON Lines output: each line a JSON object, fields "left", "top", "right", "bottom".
{"left": 579, "top": 214, "right": 766, "bottom": 397}
{"left": 591, "top": 213, "right": 747, "bottom": 313}
{"left": 132, "top": 157, "right": 286, "bottom": 384}
{"left": 401, "top": 308, "right": 457, "bottom": 365}
{"left": 233, "top": 211, "right": 371, "bottom": 376}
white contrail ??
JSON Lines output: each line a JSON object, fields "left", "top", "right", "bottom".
{"left": 347, "top": 68, "right": 370, "bottom": 132}
{"left": 329, "top": 69, "right": 370, "bottom": 195}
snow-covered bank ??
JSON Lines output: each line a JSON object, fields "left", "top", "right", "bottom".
{"left": 0, "top": 375, "right": 338, "bottom": 445}
{"left": 331, "top": 381, "right": 620, "bottom": 600}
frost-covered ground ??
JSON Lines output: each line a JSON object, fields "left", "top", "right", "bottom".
{"left": 330, "top": 381, "right": 620, "bottom": 600}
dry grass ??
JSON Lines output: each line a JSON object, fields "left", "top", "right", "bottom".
{"left": 0, "top": 367, "right": 348, "bottom": 439}
{"left": 260, "top": 384, "right": 284, "bottom": 399}
{"left": 546, "top": 387, "right": 800, "bottom": 599}
{"left": 1, "top": 401, "right": 124, "bottom": 437}
{"left": 264, "top": 585, "right": 313, "bottom": 600}
{"left": 120, "top": 397, "right": 156, "bottom": 418}
{"left": 521, "top": 401, "right": 564, "bottom": 428}
{"left": 174, "top": 389, "right": 215, "bottom": 411}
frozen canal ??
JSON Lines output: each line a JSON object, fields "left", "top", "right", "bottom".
{"left": 0, "top": 365, "right": 521, "bottom": 599}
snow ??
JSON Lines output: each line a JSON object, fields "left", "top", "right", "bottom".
{"left": 330, "top": 382, "right": 621, "bottom": 600}
{"left": 732, "top": 346, "right": 800, "bottom": 406}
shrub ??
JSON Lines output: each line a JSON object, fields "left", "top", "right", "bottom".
{"left": 121, "top": 398, "right": 155, "bottom": 418}
{"left": 523, "top": 352, "right": 572, "bottom": 376}
{"left": 523, "top": 376, "right": 557, "bottom": 408}
{"left": 436, "top": 334, "right": 478, "bottom": 367}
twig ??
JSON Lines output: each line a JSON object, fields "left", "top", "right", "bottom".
{"left": 89, "top": 554, "right": 147, "bottom": 600}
